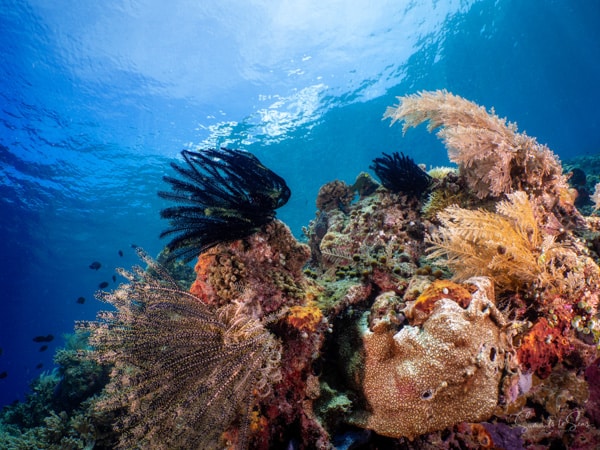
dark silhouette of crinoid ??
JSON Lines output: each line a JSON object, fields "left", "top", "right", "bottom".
{"left": 370, "top": 151, "right": 432, "bottom": 197}
{"left": 159, "top": 148, "right": 291, "bottom": 261}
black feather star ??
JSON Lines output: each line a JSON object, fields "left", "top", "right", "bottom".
{"left": 159, "top": 148, "right": 291, "bottom": 261}
{"left": 370, "top": 151, "right": 432, "bottom": 197}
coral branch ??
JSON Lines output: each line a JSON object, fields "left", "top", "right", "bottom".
{"left": 384, "top": 90, "right": 570, "bottom": 200}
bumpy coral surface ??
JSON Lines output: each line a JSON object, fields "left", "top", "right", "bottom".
{"left": 191, "top": 220, "right": 311, "bottom": 315}
{"left": 348, "top": 277, "right": 510, "bottom": 440}
{"left": 316, "top": 180, "right": 355, "bottom": 212}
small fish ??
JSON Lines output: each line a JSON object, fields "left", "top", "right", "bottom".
{"left": 0, "top": 347, "right": 3, "bottom": 356}
{"left": 131, "top": 243, "right": 138, "bottom": 249}
{"left": 99, "top": 281, "right": 109, "bottom": 289}
{"left": 0, "top": 371, "right": 7, "bottom": 379}
{"left": 36, "top": 363, "right": 43, "bottom": 369}
{"left": 89, "top": 261, "right": 101, "bottom": 270}
{"left": 32, "top": 334, "right": 54, "bottom": 343}
{"left": 76, "top": 296, "right": 85, "bottom": 304}
{"left": 39, "top": 345, "right": 48, "bottom": 352}
{"left": 112, "top": 275, "right": 117, "bottom": 282}
{"left": 118, "top": 249, "right": 123, "bottom": 257}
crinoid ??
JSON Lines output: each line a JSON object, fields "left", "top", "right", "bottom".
{"left": 370, "top": 151, "right": 432, "bottom": 197}
{"left": 159, "top": 148, "right": 291, "bottom": 261}
{"left": 77, "top": 249, "right": 282, "bottom": 449}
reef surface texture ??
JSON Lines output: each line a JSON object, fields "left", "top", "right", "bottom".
{"left": 351, "top": 277, "right": 509, "bottom": 440}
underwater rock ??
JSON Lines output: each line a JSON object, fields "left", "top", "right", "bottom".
{"left": 190, "top": 220, "right": 311, "bottom": 314}
{"left": 347, "top": 277, "right": 511, "bottom": 440}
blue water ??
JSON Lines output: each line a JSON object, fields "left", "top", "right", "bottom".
{"left": 0, "top": 0, "right": 599, "bottom": 407}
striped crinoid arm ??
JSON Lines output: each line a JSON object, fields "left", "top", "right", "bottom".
{"left": 77, "top": 248, "right": 282, "bottom": 450}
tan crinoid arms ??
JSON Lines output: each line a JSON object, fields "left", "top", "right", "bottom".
{"left": 77, "top": 249, "right": 282, "bottom": 450}
{"left": 427, "top": 191, "right": 590, "bottom": 294}
{"left": 592, "top": 182, "right": 600, "bottom": 211}
{"left": 384, "top": 90, "right": 570, "bottom": 200}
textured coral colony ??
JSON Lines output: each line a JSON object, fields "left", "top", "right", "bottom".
{"left": 4, "top": 90, "right": 600, "bottom": 449}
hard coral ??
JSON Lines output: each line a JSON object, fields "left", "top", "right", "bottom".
{"left": 348, "top": 277, "right": 511, "bottom": 440}
{"left": 316, "top": 180, "right": 355, "bottom": 212}
{"left": 313, "top": 187, "right": 424, "bottom": 290}
{"left": 190, "top": 220, "right": 311, "bottom": 314}
{"left": 159, "top": 148, "right": 290, "bottom": 262}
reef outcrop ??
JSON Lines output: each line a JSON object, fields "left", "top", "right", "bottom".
{"left": 5, "top": 91, "right": 600, "bottom": 449}
{"left": 345, "top": 278, "right": 511, "bottom": 440}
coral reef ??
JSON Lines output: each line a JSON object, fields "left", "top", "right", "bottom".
{"left": 315, "top": 180, "right": 355, "bottom": 212}
{"left": 5, "top": 92, "right": 600, "bottom": 449}
{"left": 0, "top": 332, "right": 115, "bottom": 449}
{"left": 350, "top": 171, "right": 379, "bottom": 199}
{"left": 190, "top": 220, "right": 312, "bottom": 314}
{"left": 159, "top": 148, "right": 291, "bottom": 261}
{"left": 187, "top": 220, "right": 331, "bottom": 448}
